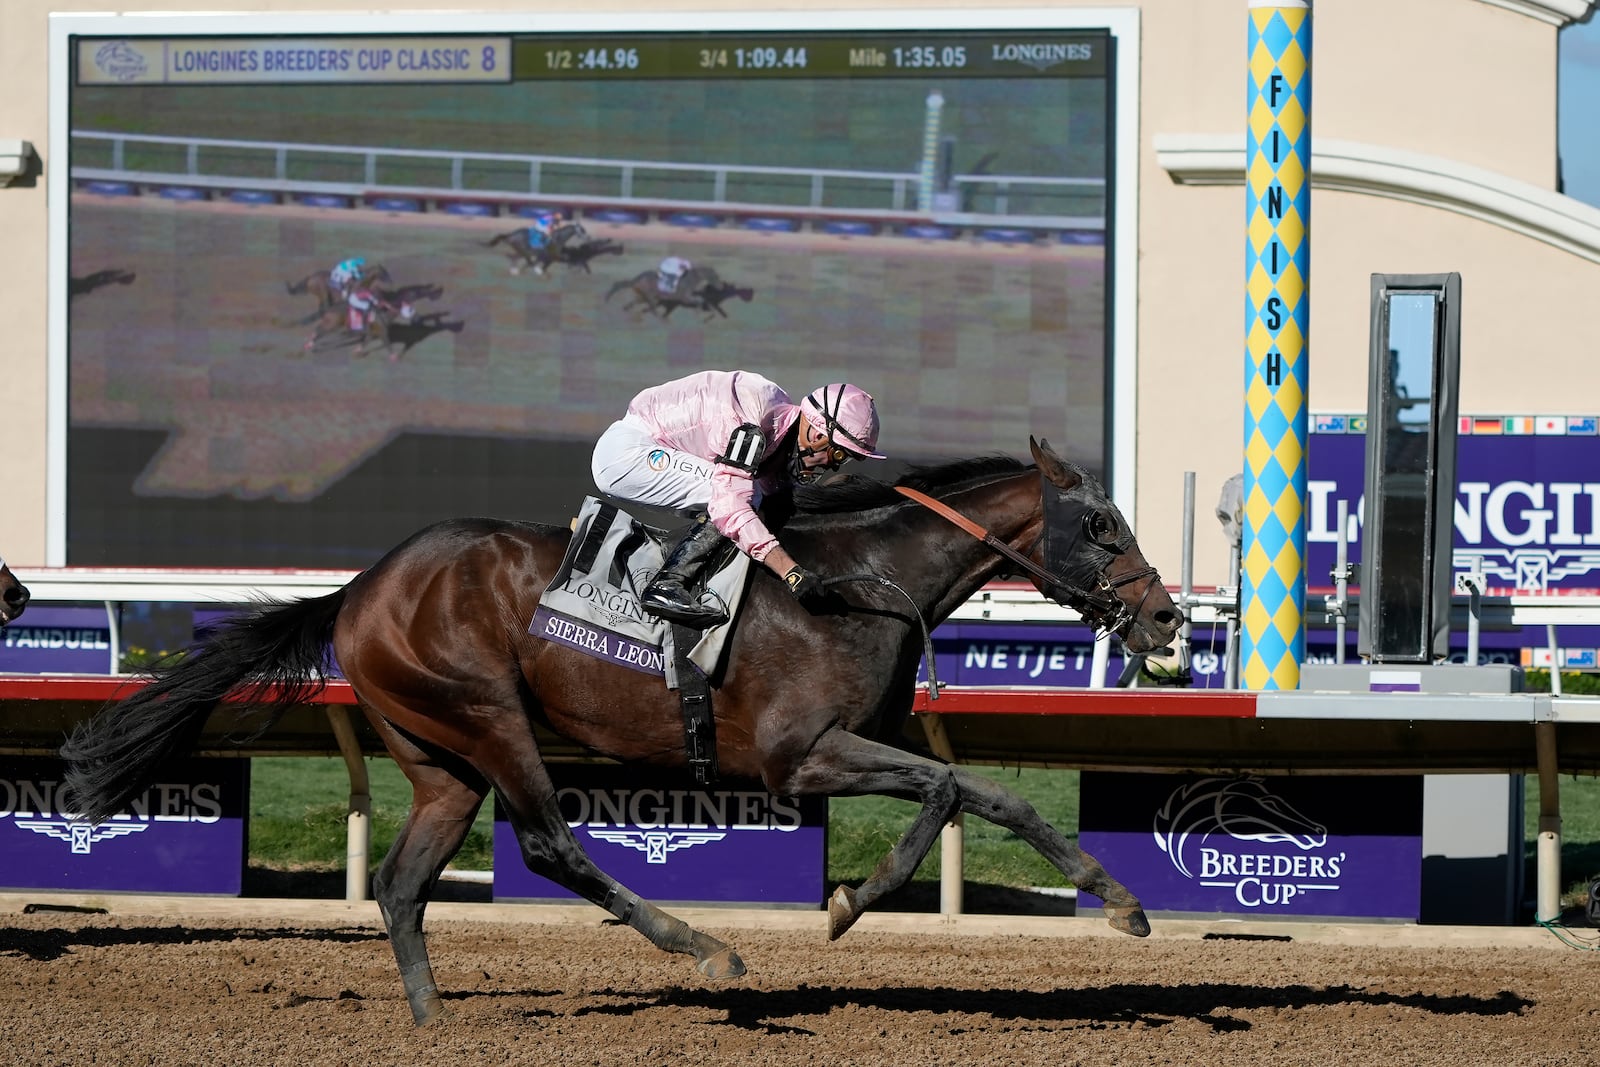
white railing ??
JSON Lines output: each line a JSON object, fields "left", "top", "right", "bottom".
{"left": 69, "top": 128, "right": 1106, "bottom": 230}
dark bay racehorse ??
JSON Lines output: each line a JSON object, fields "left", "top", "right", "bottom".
{"left": 60, "top": 438, "right": 1182, "bottom": 1026}
{"left": 606, "top": 265, "right": 754, "bottom": 320}
{"left": 285, "top": 264, "right": 393, "bottom": 323}
{"left": 488, "top": 222, "right": 624, "bottom": 276}
{"left": 302, "top": 288, "right": 416, "bottom": 360}
{"left": 0, "top": 555, "right": 28, "bottom": 626}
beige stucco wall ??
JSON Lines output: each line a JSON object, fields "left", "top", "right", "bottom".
{"left": 0, "top": 0, "right": 1592, "bottom": 595}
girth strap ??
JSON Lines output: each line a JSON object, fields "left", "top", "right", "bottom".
{"left": 671, "top": 622, "right": 717, "bottom": 784}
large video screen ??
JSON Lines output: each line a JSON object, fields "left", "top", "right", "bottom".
{"left": 50, "top": 11, "right": 1136, "bottom": 568}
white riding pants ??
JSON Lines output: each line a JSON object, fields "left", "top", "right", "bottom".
{"left": 591, "top": 416, "right": 717, "bottom": 513}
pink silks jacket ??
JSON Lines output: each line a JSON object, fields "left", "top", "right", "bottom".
{"left": 625, "top": 370, "right": 802, "bottom": 561}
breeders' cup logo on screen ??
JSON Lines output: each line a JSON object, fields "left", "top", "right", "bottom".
{"left": 560, "top": 784, "right": 803, "bottom": 865}
{"left": 93, "top": 41, "right": 151, "bottom": 83}
{"left": 1153, "top": 777, "right": 1343, "bottom": 909}
{"left": 1, "top": 775, "right": 222, "bottom": 855}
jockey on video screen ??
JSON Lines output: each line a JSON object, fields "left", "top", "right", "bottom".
{"left": 657, "top": 255, "right": 693, "bottom": 295}
{"left": 330, "top": 257, "right": 367, "bottom": 297}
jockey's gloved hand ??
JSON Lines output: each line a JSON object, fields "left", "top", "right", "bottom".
{"left": 783, "top": 565, "right": 827, "bottom": 607}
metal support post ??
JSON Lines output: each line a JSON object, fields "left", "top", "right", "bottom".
{"left": 326, "top": 706, "right": 373, "bottom": 903}
{"left": 1534, "top": 720, "right": 1562, "bottom": 924}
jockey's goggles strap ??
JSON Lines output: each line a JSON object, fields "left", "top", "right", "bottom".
{"left": 807, "top": 389, "right": 874, "bottom": 457}
{"left": 894, "top": 486, "right": 1064, "bottom": 590}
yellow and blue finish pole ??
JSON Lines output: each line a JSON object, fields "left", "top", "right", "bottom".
{"left": 1242, "top": 0, "right": 1310, "bottom": 690}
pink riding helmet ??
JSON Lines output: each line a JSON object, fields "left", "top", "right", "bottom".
{"left": 799, "top": 383, "right": 886, "bottom": 460}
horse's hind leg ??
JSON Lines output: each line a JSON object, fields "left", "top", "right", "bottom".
{"left": 484, "top": 734, "right": 745, "bottom": 980}
{"left": 367, "top": 718, "right": 490, "bottom": 1026}
{"left": 950, "top": 766, "right": 1150, "bottom": 937}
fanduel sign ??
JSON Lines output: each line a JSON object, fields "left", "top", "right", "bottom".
{"left": 1077, "top": 771, "right": 1422, "bottom": 920}
{"left": 0, "top": 757, "right": 249, "bottom": 894}
{"left": 494, "top": 765, "right": 825, "bottom": 906}
{"left": 1309, "top": 428, "right": 1600, "bottom": 593}
{"left": 0, "top": 607, "right": 114, "bottom": 673}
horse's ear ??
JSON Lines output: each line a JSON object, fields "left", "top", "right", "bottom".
{"left": 1030, "top": 436, "right": 1080, "bottom": 488}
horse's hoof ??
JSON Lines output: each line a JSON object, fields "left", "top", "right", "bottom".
{"left": 696, "top": 947, "right": 745, "bottom": 979}
{"left": 410, "top": 999, "right": 448, "bottom": 1027}
{"left": 827, "top": 884, "right": 860, "bottom": 941}
{"left": 1104, "top": 904, "right": 1151, "bottom": 938}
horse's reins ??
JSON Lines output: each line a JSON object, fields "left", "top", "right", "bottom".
{"left": 815, "top": 571, "right": 944, "bottom": 701}
{"left": 894, "top": 484, "right": 1159, "bottom": 639}
{"left": 895, "top": 486, "right": 1064, "bottom": 589}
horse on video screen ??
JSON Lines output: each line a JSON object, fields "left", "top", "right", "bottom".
{"left": 286, "top": 264, "right": 394, "bottom": 323}
{"left": 606, "top": 265, "right": 754, "bottom": 320}
{"left": 488, "top": 222, "right": 624, "bottom": 276}
{"left": 302, "top": 288, "right": 417, "bottom": 360}
{"left": 61, "top": 438, "right": 1181, "bottom": 1027}
{"left": 0, "top": 555, "right": 28, "bottom": 627}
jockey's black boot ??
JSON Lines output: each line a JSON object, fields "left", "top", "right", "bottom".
{"left": 642, "top": 517, "right": 730, "bottom": 628}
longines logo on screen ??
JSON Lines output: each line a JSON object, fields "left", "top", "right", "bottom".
{"left": 990, "top": 41, "right": 1095, "bottom": 71}
{"left": 559, "top": 784, "right": 804, "bottom": 866}
{"left": 0, "top": 775, "right": 223, "bottom": 856}
{"left": 1153, "top": 777, "right": 1344, "bottom": 909}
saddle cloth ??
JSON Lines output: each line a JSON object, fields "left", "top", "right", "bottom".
{"left": 530, "top": 496, "right": 749, "bottom": 688}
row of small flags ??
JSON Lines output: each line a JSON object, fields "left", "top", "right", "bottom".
{"left": 1523, "top": 646, "right": 1600, "bottom": 670}
{"left": 1312, "top": 414, "right": 1599, "bottom": 435}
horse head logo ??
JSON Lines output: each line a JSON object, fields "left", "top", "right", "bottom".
{"left": 1152, "top": 776, "right": 1327, "bottom": 879}
{"left": 93, "top": 41, "right": 150, "bottom": 83}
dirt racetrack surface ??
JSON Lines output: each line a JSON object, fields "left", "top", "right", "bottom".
{"left": 1, "top": 896, "right": 1595, "bottom": 1066}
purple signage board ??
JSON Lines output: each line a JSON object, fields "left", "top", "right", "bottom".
{"left": 0, "top": 756, "right": 249, "bottom": 894}
{"left": 494, "top": 765, "right": 826, "bottom": 906}
{"left": 0, "top": 606, "right": 115, "bottom": 673}
{"left": 1078, "top": 771, "right": 1422, "bottom": 920}
{"left": 1309, "top": 421, "right": 1600, "bottom": 595}
{"left": 917, "top": 619, "right": 1588, "bottom": 691}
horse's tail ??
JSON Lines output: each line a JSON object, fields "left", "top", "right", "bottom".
{"left": 59, "top": 589, "right": 349, "bottom": 825}
{"left": 605, "top": 276, "right": 636, "bottom": 302}
{"left": 487, "top": 231, "right": 514, "bottom": 247}
{"left": 285, "top": 273, "right": 313, "bottom": 295}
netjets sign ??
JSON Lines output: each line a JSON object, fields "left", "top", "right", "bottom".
{"left": 493, "top": 766, "right": 825, "bottom": 906}
{"left": 1079, "top": 772, "right": 1422, "bottom": 920}
{"left": 0, "top": 757, "right": 248, "bottom": 894}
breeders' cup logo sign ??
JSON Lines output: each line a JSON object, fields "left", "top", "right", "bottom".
{"left": 1153, "top": 777, "right": 1339, "bottom": 909}
{"left": 91, "top": 41, "right": 152, "bottom": 83}
{"left": 494, "top": 767, "right": 826, "bottom": 905}
{"left": 1078, "top": 771, "right": 1422, "bottom": 920}
{"left": 0, "top": 757, "right": 247, "bottom": 894}
{"left": 1308, "top": 431, "right": 1600, "bottom": 593}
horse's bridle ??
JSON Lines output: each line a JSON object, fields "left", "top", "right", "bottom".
{"left": 895, "top": 478, "right": 1160, "bottom": 637}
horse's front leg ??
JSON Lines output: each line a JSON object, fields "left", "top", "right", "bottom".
{"left": 950, "top": 766, "right": 1150, "bottom": 937}
{"left": 766, "top": 730, "right": 959, "bottom": 941}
